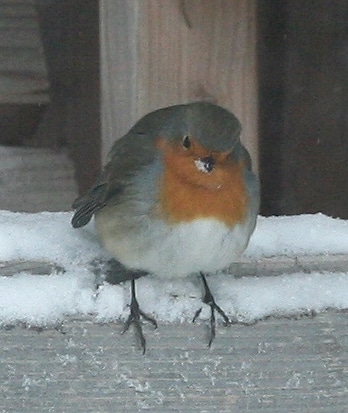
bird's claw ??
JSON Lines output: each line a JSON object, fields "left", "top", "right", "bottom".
{"left": 122, "top": 279, "right": 157, "bottom": 354}
{"left": 193, "top": 273, "right": 232, "bottom": 347}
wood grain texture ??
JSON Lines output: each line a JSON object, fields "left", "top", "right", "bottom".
{"left": 1, "top": 313, "right": 348, "bottom": 412}
{"left": 2, "top": 253, "right": 347, "bottom": 278}
{"left": 280, "top": 0, "right": 348, "bottom": 218}
{"left": 100, "top": 0, "right": 139, "bottom": 161}
{"left": 0, "top": 0, "right": 49, "bottom": 104}
{"left": 0, "top": 146, "right": 77, "bottom": 212}
{"left": 100, "top": 0, "right": 258, "bottom": 169}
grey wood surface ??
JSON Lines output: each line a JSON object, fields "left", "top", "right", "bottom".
{"left": 1, "top": 254, "right": 348, "bottom": 278}
{"left": 1, "top": 312, "right": 348, "bottom": 412}
{"left": 1, "top": 256, "right": 348, "bottom": 412}
{"left": 0, "top": 146, "right": 77, "bottom": 212}
{"left": 100, "top": 0, "right": 258, "bottom": 167}
{"left": 0, "top": 0, "right": 49, "bottom": 104}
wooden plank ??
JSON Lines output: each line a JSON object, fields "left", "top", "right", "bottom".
{"left": 36, "top": 0, "right": 101, "bottom": 193}
{"left": 0, "top": 1, "right": 36, "bottom": 18}
{"left": 259, "top": 0, "right": 348, "bottom": 219}
{"left": 0, "top": 146, "right": 78, "bottom": 212}
{"left": 0, "top": 261, "right": 64, "bottom": 277}
{"left": 0, "top": 0, "right": 49, "bottom": 104}
{"left": 0, "top": 49, "right": 49, "bottom": 73}
{"left": 0, "top": 30, "right": 43, "bottom": 48}
{"left": 1, "top": 312, "right": 348, "bottom": 412}
{"left": 100, "top": 0, "right": 258, "bottom": 169}
{"left": 2, "top": 254, "right": 348, "bottom": 278}
{"left": 228, "top": 253, "right": 348, "bottom": 277}
{"left": 100, "top": 0, "right": 138, "bottom": 161}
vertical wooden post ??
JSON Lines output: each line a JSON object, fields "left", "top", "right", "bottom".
{"left": 100, "top": 0, "right": 139, "bottom": 161}
{"left": 100, "top": 0, "right": 258, "bottom": 170}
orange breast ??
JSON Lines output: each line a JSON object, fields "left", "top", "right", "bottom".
{"left": 157, "top": 141, "right": 248, "bottom": 227}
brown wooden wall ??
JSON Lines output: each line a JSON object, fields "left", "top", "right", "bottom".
{"left": 4, "top": 0, "right": 347, "bottom": 218}
{"left": 0, "top": 0, "right": 49, "bottom": 147}
{"left": 0, "top": 0, "right": 49, "bottom": 105}
{"left": 259, "top": 0, "right": 348, "bottom": 219}
{"left": 37, "top": 0, "right": 101, "bottom": 194}
{"left": 100, "top": 0, "right": 259, "bottom": 169}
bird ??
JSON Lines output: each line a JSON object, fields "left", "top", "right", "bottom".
{"left": 71, "top": 101, "right": 260, "bottom": 353}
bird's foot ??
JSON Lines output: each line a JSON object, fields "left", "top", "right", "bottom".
{"left": 193, "top": 272, "right": 231, "bottom": 347}
{"left": 121, "top": 279, "right": 157, "bottom": 354}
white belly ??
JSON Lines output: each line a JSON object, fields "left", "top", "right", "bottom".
{"left": 95, "top": 214, "right": 253, "bottom": 278}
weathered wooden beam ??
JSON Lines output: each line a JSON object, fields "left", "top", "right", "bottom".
{"left": 0, "top": 0, "right": 49, "bottom": 104}
{"left": 1, "top": 254, "right": 347, "bottom": 278}
{"left": 100, "top": 0, "right": 258, "bottom": 169}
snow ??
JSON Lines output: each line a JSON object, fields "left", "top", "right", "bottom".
{"left": 0, "top": 210, "right": 348, "bottom": 327}
{"left": 246, "top": 214, "right": 348, "bottom": 258}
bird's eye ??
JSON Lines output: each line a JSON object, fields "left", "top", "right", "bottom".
{"left": 182, "top": 135, "right": 191, "bottom": 149}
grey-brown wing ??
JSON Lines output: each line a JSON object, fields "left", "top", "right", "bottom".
{"left": 71, "top": 130, "right": 157, "bottom": 228}
{"left": 71, "top": 178, "right": 114, "bottom": 228}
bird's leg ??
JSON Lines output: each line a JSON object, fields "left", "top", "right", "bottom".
{"left": 193, "top": 272, "right": 231, "bottom": 347}
{"left": 121, "top": 278, "right": 157, "bottom": 354}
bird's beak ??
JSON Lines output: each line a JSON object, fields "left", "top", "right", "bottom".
{"left": 195, "top": 156, "right": 215, "bottom": 174}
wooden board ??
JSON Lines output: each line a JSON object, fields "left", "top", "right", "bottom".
{"left": 100, "top": 0, "right": 258, "bottom": 170}
{"left": 0, "top": 0, "right": 49, "bottom": 104}
{"left": 258, "top": 0, "right": 348, "bottom": 219}
{"left": 1, "top": 312, "right": 348, "bottom": 412}
{"left": 0, "top": 146, "right": 77, "bottom": 212}
{"left": 1, "top": 254, "right": 348, "bottom": 278}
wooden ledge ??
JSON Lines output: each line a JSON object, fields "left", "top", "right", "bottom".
{"left": 1, "top": 254, "right": 348, "bottom": 278}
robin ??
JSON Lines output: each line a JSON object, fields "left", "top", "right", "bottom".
{"left": 72, "top": 101, "right": 260, "bottom": 353}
